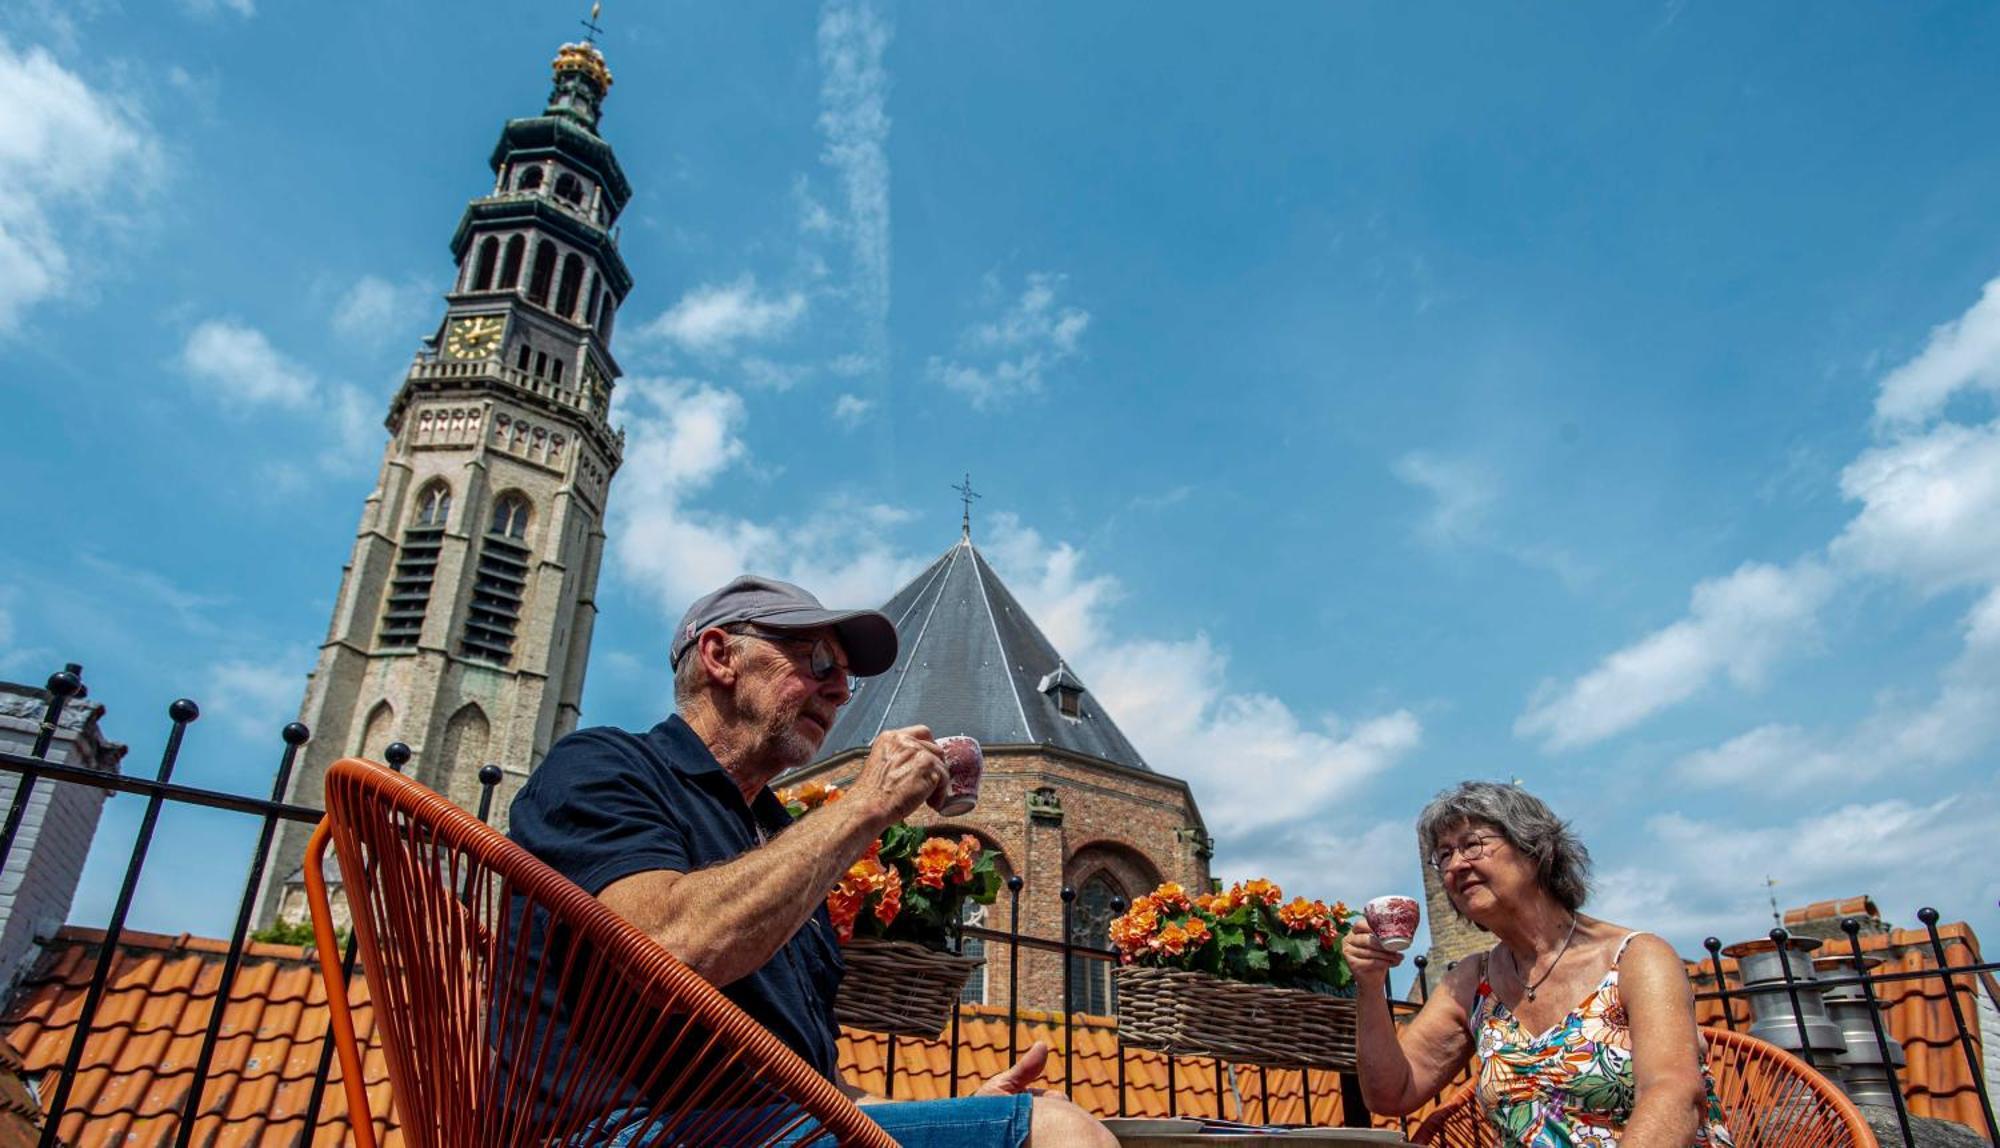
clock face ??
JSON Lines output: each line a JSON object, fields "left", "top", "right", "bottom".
{"left": 445, "top": 316, "right": 504, "bottom": 359}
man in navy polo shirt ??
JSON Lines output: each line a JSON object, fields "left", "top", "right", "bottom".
{"left": 509, "top": 575, "right": 1115, "bottom": 1147}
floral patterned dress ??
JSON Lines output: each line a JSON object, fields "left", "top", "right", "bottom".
{"left": 1469, "top": 932, "right": 1735, "bottom": 1148}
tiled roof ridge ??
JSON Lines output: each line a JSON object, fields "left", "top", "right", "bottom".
{"left": 47, "top": 924, "right": 312, "bottom": 964}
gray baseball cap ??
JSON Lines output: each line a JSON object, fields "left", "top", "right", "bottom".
{"left": 670, "top": 574, "right": 899, "bottom": 677}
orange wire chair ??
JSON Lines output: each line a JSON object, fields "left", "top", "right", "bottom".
{"left": 304, "top": 756, "right": 896, "bottom": 1148}
{"left": 1411, "top": 1027, "right": 1877, "bottom": 1148}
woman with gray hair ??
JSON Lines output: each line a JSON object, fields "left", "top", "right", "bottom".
{"left": 1345, "top": 781, "right": 1733, "bottom": 1148}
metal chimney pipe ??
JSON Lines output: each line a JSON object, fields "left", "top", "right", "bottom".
{"left": 1723, "top": 935, "right": 1850, "bottom": 1083}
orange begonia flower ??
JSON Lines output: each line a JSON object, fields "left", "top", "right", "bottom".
{"left": 915, "top": 837, "right": 958, "bottom": 891}
{"left": 1234, "top": 878, "right": 1282, "bottom": 907}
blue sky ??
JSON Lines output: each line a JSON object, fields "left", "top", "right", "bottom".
{"left": 4, "top": 1, "right": 1999, "bottom": 960}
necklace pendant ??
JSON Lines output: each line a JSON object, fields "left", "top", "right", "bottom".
{"left": 1526, "top": 987, "right": 1536, "bottom": 1001}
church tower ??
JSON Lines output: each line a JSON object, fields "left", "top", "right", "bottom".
{"left": 259, "top": 38, "right": 632, "bottom": 924}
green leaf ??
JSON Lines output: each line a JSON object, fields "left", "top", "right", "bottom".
{"left": 880, "top": 823, "right": 923, "bottom": 860}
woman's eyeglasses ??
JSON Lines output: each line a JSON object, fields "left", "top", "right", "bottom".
{"left": 1429, "top": 832, "right": 1503, "bottom": 873}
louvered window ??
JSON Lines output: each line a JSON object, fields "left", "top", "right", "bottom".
{"left": 460, "top": 494, "right": 531, "bottom": 664}
{"left": 380, "top": 484, "right": 450, "bottom": 648}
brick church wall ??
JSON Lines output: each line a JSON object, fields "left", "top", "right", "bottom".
{"left": 789, "top": 743, "right": 1211, "bottom": 1014}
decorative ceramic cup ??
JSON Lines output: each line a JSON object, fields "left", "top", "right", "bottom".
{"left": 930, "top": 736, "right": 984, "bottom": 817}
{"left": 1364, "top": 895, "right": 1421, "bottom": 952}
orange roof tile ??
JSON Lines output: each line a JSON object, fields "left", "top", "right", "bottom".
{"left": 4, "top": 928, "right": 395, "bottom": 1148}
{"left": 6, "top": 923, "right": 1988, "bottom": 1144}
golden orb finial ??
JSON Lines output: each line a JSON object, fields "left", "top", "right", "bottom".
{"left": 553, "top": 41, "right": 613, "bottom": 92}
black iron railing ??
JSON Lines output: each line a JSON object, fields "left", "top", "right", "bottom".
{"left": 3, "top": 664, "right": 1997, "bottom": 1147}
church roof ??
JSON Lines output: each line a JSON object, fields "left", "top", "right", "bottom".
{"left": 815, "top": 538, "right": 1151, "bottom": 772}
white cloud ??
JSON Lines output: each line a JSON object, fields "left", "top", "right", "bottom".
{"left": 1394, "top": 451, "right": 1496, "bottom": 546}
{"left": 331, "top": 274, "right": 431, "bottom": 343}
{"left": 740, "top": 356, "right": 809, "bottom": 391}
{"left": 643, "top": 277, "right": 807, "bottom": 356}
{"left": 1676, "top": 585, "right": 2000, "bottom": 791}
{"left": 832, "top": 393, "right": 872, "bottom": 427}
{"left": 0, "top": 38, "right": 161, "bottom": 333}
{"left": 1874, "top": 276, "right": 2000, "bottom": 429}
{"left": 608, "top": 376, "right": 920, "bottom": 616}
{"left": 983, "top": 513, "right": 1423, "bottom": 841}
{"left": 1830, "top": 419, "right": 2000, "bottom": 594}
{"left": 205, "top": 654, "right": 308, "bottom": 741}
{"left": 816, "top": 0, "right": 892, "bottom": 371}
{"left": 178, "top": 319, "right": 377, "bottom": 474}
{"left": 1591, "top": 794, "right": 2000, "bottom": 951}
{"left": 927, "top": 272, "right": 1092, "bottom": 408}
{"left": 180, "top": 319, "right": 316, "bottom": 409}
{"left": 1518, "top": 278, "right": 2000, "bottom": 760}
{"left": 1516, "top": 559, "right": 1835, "bottom": 751}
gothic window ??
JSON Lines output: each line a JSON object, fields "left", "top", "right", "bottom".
{"left": 461, "top": 497, "right": 531, "bottom": 665}
{"left": 533, "top": 351, "right": 548, "bottom": 378}
{"left": 379, "top": 483, "right": 449, "bottom": 649}
{"left": 517, "top": 165, "right": 544, "bottom": 191}
{"left": 1068, "top": 873, "right": 1124, "bottom": 1017}
{"left": 555, "top": 253, "right": 585, "bottom": 317}
{"left": 415, "top": 480, "right": 451, "bottom": 528}
{"left": 527, "top": 240, "right": 556, "bottom": 305}
{"left": 552, "top": 359, "right": 565, "bottom": 385}
{"left": 554, "top": 171, "right": 583, "bottom": 204}
{"left": 516, "top": 343, "right": 532, "bottom": 371}
{"left": 490, "top": 491, "right": 530, "bottom": 540}
{"left": 598, "top": 299, "right": 616, "bottom": 340}
{"left": 471, "top": 237, "right": 499, "bottom": 291}
{"left": 500, "top": 235, "right": 526, "bottom": 290}
{"left": 585, "top": 283, "right": 600, "bottom": 327}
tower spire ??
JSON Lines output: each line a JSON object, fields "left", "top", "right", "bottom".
{"left": 952, "top": 474, "right": 981, "bottom": 541}
{"left": 580, "top": 1, "right": 605, "bottom": 45}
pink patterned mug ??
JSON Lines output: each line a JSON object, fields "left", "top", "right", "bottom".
{"left": 1363, "top": 895, "right": 1421, "bottom": 952}
{"left": 929, "top": 736, "right": 984, "bottom": 817}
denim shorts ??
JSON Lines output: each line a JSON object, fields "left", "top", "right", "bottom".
{"left": 592, "top": 1093, "right": 1034, "bottom": 1147}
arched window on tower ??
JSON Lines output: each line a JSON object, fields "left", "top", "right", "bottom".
{"left": 380, "top": 480, "right": 451, "bottom": 649}
{"left": 471, "top": 236, "right": 499, "bottom": 291}
{"left": 554, "top": 171, "right": 583, "bottom": 204}
{"left": 462, "top": 492, "right": 532, "bottom": 665}
{"left": 598, "top": 298, "right": 616, "bottom": 340}
{"left": 555, "top": 252, "right": 585, "bottom": 318}
{"left": 499, "top": 235, "right": 525, "bottom": 290}
{"left": 585, "top": 283, "right": 601, "bottom": 327}
{"left": 516, "top": 165, "right": 544, "bottom": 192}
{"left": 1068, "top": 873, "right": 1124, "bottom": 1016}
{"left": 527, "top": 240, "right": 556, "bottom": 306}
{"left": 489, "top": 492, "right": 530, "bottom": 540}
{"left": 415, "top": 480, "right": 451, "bottom": 528}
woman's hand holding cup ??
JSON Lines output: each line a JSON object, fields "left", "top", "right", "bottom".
{"left": 1344, "top": 915, "right": 1406, "bottom": 986}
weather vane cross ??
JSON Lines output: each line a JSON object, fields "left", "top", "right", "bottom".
{"left": 579, "top": 2, "right": 605, "bottom": 44}
{"left": 952, "top": 474, "right": 981, "bottom": 540}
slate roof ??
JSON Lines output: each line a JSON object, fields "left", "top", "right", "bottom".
{"left": 816, "top": 538, "right": 1151, "bottom": 772}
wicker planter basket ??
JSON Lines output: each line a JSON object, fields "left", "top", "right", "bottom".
{"left": 1114, "top": 966, "right": 1358, "bottom": 1069}
{"left": 834, "top": 938, "right": 984, "bottom": 1038}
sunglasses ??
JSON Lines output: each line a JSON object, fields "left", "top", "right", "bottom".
{"left": 731, "top": 626, "right": 857, "bottom": 692}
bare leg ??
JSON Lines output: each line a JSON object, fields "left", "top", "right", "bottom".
{"left": 1027, "top": 1092, "right": 1117, "bottom": 1147}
